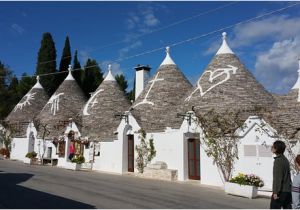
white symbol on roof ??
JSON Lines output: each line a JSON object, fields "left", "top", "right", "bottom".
{"left": 48, "top": 93, "right": 64, "bottom": 115}
{"left": 185, "top": 65, "right": 238, "bottom": 101}
{"left": 14, "top": 92, "right": 36, "bottom": 112}
{"left": 83, "top": 89, "right": 104, "bottom": 116}
{"left": 133, "top": 72, "right": 164, "bottom": 108}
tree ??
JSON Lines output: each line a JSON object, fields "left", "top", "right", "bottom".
{"left": 197, "top": 109, "right": 246, "bottom": 182}
{"left": 127, "top": 77, "right": 135, "bottom": 102}
{"left": 17, "top": 73, "right": 35, "bottom": 97}
{"left": 35, "top": 32, "right": 57, "bottom": 95}
{"left": 0, "top": 122, "right": 14, "bottom": 157}
{"left": 81, "top": 59, "right": 103, "bottom": 97}
{"left": 57, "top": 36, "right": 72, "bottom": 85}
{"left": 72, "top": 50, "right": 83, "bottom": 87}
{"left": 135, "top": 129, "right": 156, "bottom": 173}
{"left": 33, "top": 118, "right": 50, "bottom": 165}
{"left": 115, "top": 74, "right": 128, "bottom": 92}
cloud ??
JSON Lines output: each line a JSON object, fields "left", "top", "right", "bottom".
{"left": 79, "top": 50, "right": 90, "bottom": 64}
{"left": 255, "top": 37, "right": 300, "bottom": 93}
{"left": 118, "top": 41, "right": 142, "bottom": 59}
{"left": 100, "top": 60, "right": 123, "bottom": 76}
{"left": 119, "top": 3, "right": 160, "bottom": 58}
{"left": 11, "top": 23, "right": 25, "bottom": 35}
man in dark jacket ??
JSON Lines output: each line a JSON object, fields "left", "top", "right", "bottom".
{"left": 270, "top": 140, "right": 292, "bottom": 209}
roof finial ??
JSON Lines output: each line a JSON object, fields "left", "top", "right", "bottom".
{"left": 160, "top": 46, "right": 175, "bottom": 66}
{"left": 222, "top": 32, "right": 227, "bottom": 40}
{"left": 65, "top": 64, "right": 75, "bottom": 80}
{"left": 32, "top": 75, "right": 42, "bottom": 89}
{"left": 104, "top": 64, "right": 115, "bottom": 81}
{"left": 292, "top": 58, "right": 300, "bottom": 92}
{"left": 166, "top": 46, "right": 170, "bottom": 54}
{"left": 216, "top": 32, "right": 234, "bottom": 55}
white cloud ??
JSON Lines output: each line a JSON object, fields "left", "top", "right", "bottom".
{"left": 255, "top": 37, "right": 300, "bottom": 93}
{"left": 79, "top": 50, "right": 90, "bottom": 64}
{"left": 119, "top": 4, "right": 160, "bottom": 58}
{"left": 100, "top": 60, "right": 123, "bottom": 76}
{"left": 119, "top": 41, "right": 142, "bottom": 59}
{"left": 11, "top": 23, "right": 25, "bottom": 35}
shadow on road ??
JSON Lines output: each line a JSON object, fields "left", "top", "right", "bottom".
{"left": 0, "top": 172, "right": 95, "bottom": 209}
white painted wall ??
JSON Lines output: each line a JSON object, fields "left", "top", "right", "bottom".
{"left": 234, "top": 116, "right": 277, "bottom": 191}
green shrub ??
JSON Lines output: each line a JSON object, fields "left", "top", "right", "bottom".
{"left": 71, "top": 155, "right": 85, "bottom": 164}
{"left": 25, "top": 151, "right": 37, "bottom": 159}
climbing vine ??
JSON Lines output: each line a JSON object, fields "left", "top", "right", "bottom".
{"left": 135, "top": 129, "right": 156, "bottom": 173}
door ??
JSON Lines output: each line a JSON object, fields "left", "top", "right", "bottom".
{"left": 128, "top": 135, "right": 134, "bottom": 172}
{"left": 188, "top": 139, "right": 200, "bottom": 180}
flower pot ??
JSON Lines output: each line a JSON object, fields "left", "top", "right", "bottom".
{"left": 65, "top": 162, "right": 81, "bottom": 171}
{"left": 224, "top": 182, "right": 258, "bottom": 199}
{"left": 23, "top": 158, "right": 32, "bottom": 164}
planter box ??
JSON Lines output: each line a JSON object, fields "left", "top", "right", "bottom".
{"left": 224, "top": 182, "right": 258, "bottom": 199}
{"left": 23, "top": 158, "right": 32, "bottom": 164}
{"left": 65, "top": 162, "right": 82, "bottom": 171}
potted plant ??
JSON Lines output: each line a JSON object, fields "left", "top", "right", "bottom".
{"left": 24, "top": 151, "right": 38, "bottom": 164}
{"left": 0, "top": 148, "right": 9, "bottom": 159}
{"left": 224, "top": 173, "right": 264, "bottom": 199}
{"left": 66, "top": 155, "right": 85, "bottom": 170}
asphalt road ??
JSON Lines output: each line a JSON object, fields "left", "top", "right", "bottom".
{"left": 0, "top": 159, "right": 269, "bottom": 209}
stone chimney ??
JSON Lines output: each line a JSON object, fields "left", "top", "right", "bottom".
{"left": 134, "top": 64, "right": 151, "bottom": 100}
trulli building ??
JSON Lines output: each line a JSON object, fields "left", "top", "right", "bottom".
{"left": 6, "top": 76, "right": 49, "bottom": 161}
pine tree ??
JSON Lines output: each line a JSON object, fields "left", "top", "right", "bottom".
{"left": 35, "top": 32, "right": 57, "bottom": 95}
{"left": 82, "top": 59, "right": 104, "bottom": 97}
{"left": 72, "top": 50, "right": 83, "bottom": 87}
{"left": 57, "top": 36, "right": 72, "bottom": 85}
{"left": 115, "top": 74, "right": 128, "bottom": 92}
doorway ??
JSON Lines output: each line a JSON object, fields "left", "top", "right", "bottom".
{"left": 128, "top": 135, "right": 134, "bottom": 172}
{"left": 188, "top": 139, "right": 200, "bottom": 180}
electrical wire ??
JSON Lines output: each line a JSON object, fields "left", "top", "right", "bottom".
{"left": 2, "top": 2, "right": 299, "bottom": 79}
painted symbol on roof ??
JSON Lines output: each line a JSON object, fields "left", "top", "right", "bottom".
{"left": 14, "top": 92, "right": 36, "bottom": 112}
{"left": 83, "top": 89, "right": 104, "bottom": 116}
{"left": 185, "top": 65, "right": 238, "bottom": 101}
{"left": 133, "top": 72, "right": 164, "bottom": 108}
{"left": 48, "top": 93, "right": 64, "bottom": 115}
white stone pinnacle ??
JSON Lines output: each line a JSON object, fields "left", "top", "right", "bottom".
{"left": 216, "top": 32, "right": 234, "bottom": 55}
{"left": 32, "top": 75, "right": 43, "bottom": 89}
{"left": 65, "top": 64, "right": 75, "bottom": 80}
{"left": 104, "top": 64, "right": 116, "bottom": 81}
{"left": 160, "top": 46, "right": 176, "bottom": 66}
{"left": 292, "top": 58, "right": 300, "bottom": 90}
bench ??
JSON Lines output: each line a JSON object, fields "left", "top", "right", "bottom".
{"left": 42, "top": 158, "right": 58, "bottom": 166}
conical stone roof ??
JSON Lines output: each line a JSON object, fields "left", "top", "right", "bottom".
{"left": 81, "top": 65, "right": 131, "bottom": 141}
{"left": 184, "top": 32, "right": 275, "bottom": 118}
{"left": 6, "top": 76, "right": 49, "bottom": 137}
{"left": 131, "top": 47, "right": 193, "bottom": 132}
{"left": 271, "top": 60, "right": 300, "bottom": 138}
{"left": 37, "top": 65, "right": 87, "bottom": 139}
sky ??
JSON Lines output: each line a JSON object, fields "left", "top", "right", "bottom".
{"left": 0, "top": 1, "right": 300, "bottom": 94}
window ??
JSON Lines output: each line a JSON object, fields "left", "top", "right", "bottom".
{"left": 258, "top": 145, "right": 272, "bottom": 157}
{"left": 244, "top": 145, "right": 256, "bottom": 157}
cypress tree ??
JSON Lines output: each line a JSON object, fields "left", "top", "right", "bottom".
{"left": 81, "top": 59, "right": 103, "bottom": 97}
{"left": 17, "top": 73, "right": 36, "bottom": 97}
{"left": 35, "top": 32, "right": 57, "bottom": 95}
{"left": 72, "top": 50, "right": 83, "bottom": 87}
{"left": 127, "top": 77, "right": 135, "bottom": 102}
{"left": 58, "top": 36, "right": 72, "bottom": 85}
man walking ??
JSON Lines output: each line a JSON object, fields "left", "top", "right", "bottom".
{"left": 270, "top": 140, "right": 292, "bottom": 209}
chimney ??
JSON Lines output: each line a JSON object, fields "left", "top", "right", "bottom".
{"left": 134, "top": 64, "right": 151, "bottom": 100}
